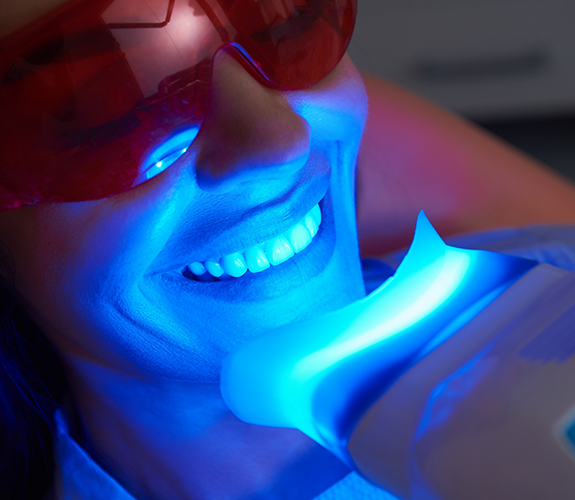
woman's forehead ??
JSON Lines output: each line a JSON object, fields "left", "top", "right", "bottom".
{"left": 1, "top": 0, "right": 72, "bottom": 37}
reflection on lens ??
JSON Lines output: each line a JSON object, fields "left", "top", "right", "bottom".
{"left": 142, "top": 127, "right": 199, "bottom": 180}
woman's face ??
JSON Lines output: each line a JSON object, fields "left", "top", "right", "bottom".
{"left": 0, "top": 4, "right": 368, "bottom": 382}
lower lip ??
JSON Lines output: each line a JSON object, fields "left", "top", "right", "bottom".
{"left": 161, "top": 194, "right": 337, "bottom": 303}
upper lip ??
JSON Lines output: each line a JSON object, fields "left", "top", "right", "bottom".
{"left": 148, "top": 173, "right": 329, "bottom": 275}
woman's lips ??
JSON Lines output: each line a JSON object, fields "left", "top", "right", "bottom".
{"left": 145, "top": 151, "right": 332, "bottom": 277}
{"left": 183, "top": 203, "right": 322, "bottom": 281}
{"left": 157, "top": 192, "right": 337, "bottom": 303}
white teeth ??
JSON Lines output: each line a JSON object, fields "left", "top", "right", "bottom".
{"left": 186, "top": 202, "right": 322, "bottom": 280}
{"left": 245, "top": 245, "right": 270, "bottom": 273}
{"left": 310, "top": 203, "right": 321, "bottom": 226}
{"left": 303, "top": 213, "right": 318, "bottom": 238}
{"left": 265, "top": 234, "right": 294, "bottom": 266}
{"left": 189, "top": 262, "right": 206, "bottom": 276}
{"left": 287, "top": 223, "right": 312, "bottom": 254}
{"left": 222, "top": 252, "right": 248, "bottom": 278}
{"left": 205, "top": 259, "right": 224, "bottom": 278}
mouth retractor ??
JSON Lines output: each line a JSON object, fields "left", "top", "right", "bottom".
{"left": 220, "top": 211, "right": 536, "bottom": 465}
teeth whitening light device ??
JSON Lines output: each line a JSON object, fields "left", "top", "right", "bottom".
{"left": 221, "top": 212, "right": 575, "bottom": 500}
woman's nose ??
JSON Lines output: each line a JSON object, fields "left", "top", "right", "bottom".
{"left": 193, "top": 50, "right": 311, "bottom": 192}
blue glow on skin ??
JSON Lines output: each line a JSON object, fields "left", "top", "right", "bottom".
{"left": 143, "top": 127, "right": 199, "bottom": 180}
{"left": 0, "top": 55, "right": 370, "bottom": 498}
{"left": 220, "top": 211, "right": 536, "bottom": 464}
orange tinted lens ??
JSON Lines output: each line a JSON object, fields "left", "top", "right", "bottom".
{"left": 229, "top": 0, "right": 356, "bottom": 89}
{"left": 0, "top": 0, "right": 356, "bottom": 210}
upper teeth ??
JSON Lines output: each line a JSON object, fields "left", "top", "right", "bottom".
{"left": 185, "top": 204, "right": 322, "bottom": 280}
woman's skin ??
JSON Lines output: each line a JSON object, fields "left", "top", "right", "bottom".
{"left": 4, "top": 1, "right": 575, "bottom": 499}
{"left": 0, "top": 2, "right": 367, "bottom": 496}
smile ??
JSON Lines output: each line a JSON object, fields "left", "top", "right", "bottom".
{"left": 183, "top": 204, "right": 322, "bottom": 281}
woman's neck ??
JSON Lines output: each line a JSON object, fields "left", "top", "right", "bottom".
{"left": 63, "top": 355, "right": 350, "bottom": 500}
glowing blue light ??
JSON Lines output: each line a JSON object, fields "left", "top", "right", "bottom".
{"left": 293, "top": 251, "right": 470, "bottom": 382}
{"left": 142, "top": 127, "right": 199, "bottom": 180}
{"left": 220, "top": 212, "right": 536, "bottom": 464}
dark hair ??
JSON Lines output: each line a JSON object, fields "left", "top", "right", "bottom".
{"left": 0, "top": 245, "right": 68, "bottom": 500}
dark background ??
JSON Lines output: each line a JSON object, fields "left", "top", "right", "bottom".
{"left": 480, "top": 117, "right": 575, "bottom": 181}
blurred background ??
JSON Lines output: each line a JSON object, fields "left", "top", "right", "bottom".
{"left": 348, "top": 0, "right": 575, "bottom": 180}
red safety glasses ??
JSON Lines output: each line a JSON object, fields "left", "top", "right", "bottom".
{"left": 0, "top": 0, "right": 356, "bottom": 210}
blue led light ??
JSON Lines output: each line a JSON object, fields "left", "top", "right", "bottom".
{"left": 142, "top": 128, "right": 199, "bottom": 180}
{"left": 220, "top": 212, "right": 536, "bottom": 464}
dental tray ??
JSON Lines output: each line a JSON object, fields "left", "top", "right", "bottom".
{"left": 220, "top": 212, "right": 536, "bottom": 464}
